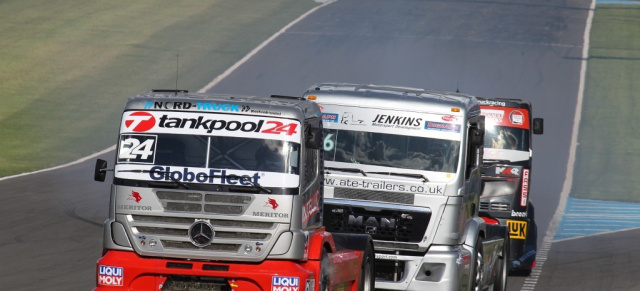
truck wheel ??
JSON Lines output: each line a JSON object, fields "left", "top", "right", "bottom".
{"left": 472, "top": 237, "right": 484, "bottom": 291}
{"left": 493, "top": 234, "right": 508, "bottom": 291}
{"left": 358, "top": 243, "right": 374, "bottom": 291}
{"left": 319, "top": 249, "right": 330, "bottom": 291}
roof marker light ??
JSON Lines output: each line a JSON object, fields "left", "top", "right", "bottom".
{"left": 451, "top": 107, "right": 460, "bottom": 112}
{"left": 307, "top": 95, "right": 317, "bottom": 100}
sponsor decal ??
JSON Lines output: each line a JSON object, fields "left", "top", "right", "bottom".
{"left": 305, "top": 279, "right": 315, "bottom": 291}
{"left": 506, "top": 220, "right": 527, "bottom": 240}
{"left": 241, "top": 105, "right": 251, "bottom": 112}
{"left": 265, "top": 198, "right": 279, "bottom": 210}
{"left": 372, "top": 114, "right": 423, "bottom": 130}
{"left": 424, "top": 121, "right": 461, "bottom": 133}
{"left": 157, "top": 115, "right": 297, "bottom": 135}
{"left": 340, "top": 112, "right": 365, "bottom": 126}
{"left": 118, "top": 134, "right": 156, "bottom": 164}
{"left": 272, "top": 276, "right": 300, "bottom": 291}
{"left": 520, "top": 169, "right": 529, "bottom": 207}
{"left": 149, "top": 166, "right": 261, "bottom": 185}
{"left": 98, "top": 265, "right": 123, "bottom": 286}
{"left": 197, "top": 102, "right": 240, "bottom": 112}
{"left": 375, "top": 253, "right": 398, "bottom": 260}
{"left": 477, "top": 100, "right": 506, "bottom": 107}
{"left": 372, "top": 114, "right": 422, "bottom": 126}
{"left": 510, "top": 110, "right": 524, "bottom": 125}
{"left": 348, "top": 215, "right": 396, "bottom": 234}
{"left": 480, "top": 109, "right": 505, "bottom": 124}
{"left": 144, "top": 101, "right": 195, "bottom": 110}
{"left": 496, "top": 166, "right": 520, "bottom": 176}
{"left": 117, "top": 205, "right": 152, "bottom": 211}
{"left": 321, "top": 113, "right": 339, "bottom": 123}
{"left": 324, "top": 178, "right": 444, "bottom": 195}
{"left": 124, "top": 112, "right": 156, "bottom": 132}
{"left": 442, "top": 115, "right": 458, "bottom": 122}
{"left": 252, "top": 212, "right": 289, "bottom": 218}
{"left": 301, "top": 190, "right": 320, "bottom": 225}
{"left": 511, "top": 210, "right": 527, "bottom": 218}
{"left": 128, "top": 191, "right": 142, "bottom": 203}
{"left": 250, "top": 109, "right": 282, "bottom": 116}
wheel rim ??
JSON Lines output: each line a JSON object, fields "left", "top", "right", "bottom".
{"left": 475, "top": 250, "right": 484, "bottom": 291}
{"left": 362, "top": 257, "right": 373, "bottom": 291}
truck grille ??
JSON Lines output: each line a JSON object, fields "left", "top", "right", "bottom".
{"left": 324, "top": 203, "right": 430, "bottom": 243}
{"left": 129, "top": 215, "right": 274, "bottom": 252}
{"left": 334, "top": 188, "right": 415, "bottom": 205}
{"left": 480, "top": 202, "right": 511, "bottom": 211}
{"left": 156, "top": 191, "right": 252, "bottom": 214}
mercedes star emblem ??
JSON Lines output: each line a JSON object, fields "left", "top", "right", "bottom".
{"left": 188, "top": 220, "right": 215, "bottom": 247}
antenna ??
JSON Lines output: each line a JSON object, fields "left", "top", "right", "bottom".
{"left": 175, "top": 54, "right": 179, "bottom": 95}
{"left": 455, "top": 81, "right": 460, "bottom": 93}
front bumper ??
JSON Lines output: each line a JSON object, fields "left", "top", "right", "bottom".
{"left": 374, "top": 245, "right": 473, "bottom": 291}
{"left": 94, "top": 250, "right": 318, "bottom": 291}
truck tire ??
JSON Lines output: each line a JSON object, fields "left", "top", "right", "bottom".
{"left": 359, "top": 243, "right": 374, "bottom": 291}
{"left": 319, "top": 249, "right": 330, "bottom": 291}
{"left": 472, "top": 236, "right": 484, "bottom": 291}
{"left": 493, "top": 234, "right": 508, "bottom": 291}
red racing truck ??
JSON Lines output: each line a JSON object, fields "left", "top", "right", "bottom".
{"left": 477, "top": 97, "right": 543, "bottom": 275}
{"left": 93, "top": 90, "right": 374, "bottom": 290}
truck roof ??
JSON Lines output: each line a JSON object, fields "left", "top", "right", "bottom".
{"left": 476, "top": 96, "right": 532, "bottom": 110}
{"left": 123, "top": 90, "right": 320, "bottom": 120}
{"left": 305, "top": 83, "right": 481, "bottom": 115}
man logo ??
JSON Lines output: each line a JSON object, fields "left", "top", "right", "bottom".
{"left": 125, "top": 112, "right": 156, "bottom": 132}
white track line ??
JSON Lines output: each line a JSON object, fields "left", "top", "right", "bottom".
{"left": 0, "top": 145, "right": 116, "bottom": 182}
{"left": 198, "top": 0, "right": 336, "bottom": 93}
{"left": 0, "top": 1, "right": 336, "bottom": 182}
{"left": 528, "top": 0, "right": 596, "bottom": 290}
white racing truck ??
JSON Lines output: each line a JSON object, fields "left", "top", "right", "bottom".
{"left": 304, "top": 84, "right": 509, "bottom": 291}
{"left": 92, "top": 90, "right": 375, "bottom": 291}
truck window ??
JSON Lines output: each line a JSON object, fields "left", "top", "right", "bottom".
{"left": 484, "top": 126, "right": 529, "bottom": 151}
{"left": 322, "top": 128, "right": 459, "bottom": 173}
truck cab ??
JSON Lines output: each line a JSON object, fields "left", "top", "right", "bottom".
{"left": 477, "top": 97, "right": 543, "bottom": 274}
{"left": 305, "top": 84, "right": 508, "bottom": 291}
{"left": 93, "top": 90, "right": 374, "bottom": 291}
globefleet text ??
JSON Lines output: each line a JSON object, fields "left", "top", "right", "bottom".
{"left": 149, "top": 166, "right": 260, "bottom": 185}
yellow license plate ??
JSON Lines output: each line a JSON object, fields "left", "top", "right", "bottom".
{"left": 506, "top": 220, "right": 527, "bottom": 240}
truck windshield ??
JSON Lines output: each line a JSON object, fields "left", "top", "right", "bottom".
{"left": 117, "top": 133, "right": 300, "bottom": 174}
{"left": 322, "top": 128, "right": 459, "bottom": 173}
{"left": 483, "top": 126, "right": 529, "bottom": 152}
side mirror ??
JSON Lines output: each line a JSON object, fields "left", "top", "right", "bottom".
{"left": 94, "top": 159, "right": 108, "bottom": 182}
{"left": 533, "top": 118, "right": 544, "bottom": 135}
{"left": 470, "top": 123, "right": 484, "bottom": 147}
{"left": 306, "top": 125, "right": 322, "bottom": 149}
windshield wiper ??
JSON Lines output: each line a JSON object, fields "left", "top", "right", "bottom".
{"left": 368, "top": 171, "right": 429, "bottom": 182}
{"left": 483, "top": 159, "right": 512, "bottom": 165}
{"left": 325, "top": 167, "right": 367, "bottom": 176}
{"left": 239, "top": 177, "right": 272, "bottom": 194}
{"left": 118, "top": 169, "right": 191, "bottom": 189}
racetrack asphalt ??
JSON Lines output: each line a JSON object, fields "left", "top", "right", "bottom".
{"left": 0, "top": 0, "right": 594, "bottom": 290}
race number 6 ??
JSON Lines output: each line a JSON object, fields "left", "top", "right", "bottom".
{"left": 323, "top": 133, "right": 335, "bottom": 151}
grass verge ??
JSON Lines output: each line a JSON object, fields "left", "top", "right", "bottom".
{"left": 572, "top": 5, "right": 640, "bottom": 202}
{"left": 0, "top": 0, "right": 319, "bottom": 177}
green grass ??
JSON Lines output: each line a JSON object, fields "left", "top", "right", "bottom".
{"left": 572, "top": 5, "right": 640, "bottom": 202}
{"left": 0, "top": 0, "right": 319, "bottom": 177}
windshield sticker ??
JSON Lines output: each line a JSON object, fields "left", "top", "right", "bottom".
{"left": 118, "top": 134, "right": 157, "bottom": 164}
{"left": 121, "top": 111, "right": 301, "bottom": 142}
{"left": 372, "top": 114, "right": 422, "bottom": 130}
{"left": 318, "top": 104, "right": 463, "bottom": 141}
{"left": 144, "top": 101, "right": 241, "bottom": 112}
{"left": 324, "top": 177, "right": 445, "bottom": 195}
{"left": 425, "top": 121, "right": 461, "bottom": 133}
{"left": 510, "top": 110, "right": 524, "bottom": 125}
{"left": 322, "top": 112, "right": 339, "bottom": 123}
{"left": 481, "top": 106, "right": 530, "bottom": 130}
{"left": 115, "top": 164, "right": 299, "bottom": 188}
{"left": 340, "top": 112, "right": 365, "bottom": 126}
